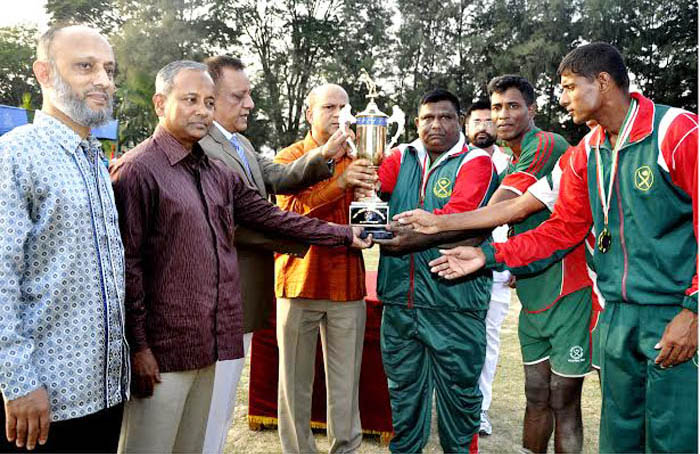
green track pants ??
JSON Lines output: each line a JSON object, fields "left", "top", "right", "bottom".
{"left": 599, "top": 302, "right": 698, "bottom": 453}
{"left": 380, "top": 304, "right": 486, "bottom": 453}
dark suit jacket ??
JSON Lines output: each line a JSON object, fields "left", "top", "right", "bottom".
{"left": 199, "top": 124, "right": 333, "bottom": 332}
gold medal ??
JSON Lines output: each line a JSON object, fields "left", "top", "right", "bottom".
{"left": 597, "top": 228, "right": 612, "bottom": 254}
{"left": 593, "top": 99, "right": 638, "bottom": 257}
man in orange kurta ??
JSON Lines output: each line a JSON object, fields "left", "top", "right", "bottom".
{"left": 274, "top": 84, "right": 375, "bottom": 454}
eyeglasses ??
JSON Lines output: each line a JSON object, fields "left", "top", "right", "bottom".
{"left": 469, "top": 119, "right": 493, "bottom": 126}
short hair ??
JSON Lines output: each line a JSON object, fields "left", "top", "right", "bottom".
{"left": 203, "top": 55, "right": 245, "bottom": 85}
{"left": 418, "top": 89, "right": 461, "bottom": 115}
{"left": 557, "top": 42, "right": 630, "bottom": 91}
{"left": 37, "top": 23, "right": 93, "bottom": 60}
{"left": 155, "top": 60, "right": 208, "bottom": 96}
{"left": 465, "top": 99, "right": 492, "bottom": 119}
{"left": 487, "top": 75, "right": 536, "bottom": 106}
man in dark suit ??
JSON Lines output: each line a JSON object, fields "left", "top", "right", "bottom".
{"left": 199, "top": 56, "right": 372, "bottom": 452}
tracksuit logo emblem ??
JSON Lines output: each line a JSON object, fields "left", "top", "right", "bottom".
{"left": 433, "top": 178, "right": 452, "bottom": 198}
{"left": 568, "top": 345, "right": 585, "bottom": 362}
{"left": 634, "top": 165, "right": 654, "bottom": 191}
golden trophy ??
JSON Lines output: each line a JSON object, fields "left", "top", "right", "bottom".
{"left": 341, "top": 69, "right": 405, "bottom": 239}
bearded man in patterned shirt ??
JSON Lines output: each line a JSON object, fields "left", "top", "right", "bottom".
{"left": 0, "top": 24, "right": 128, "bottom": 453}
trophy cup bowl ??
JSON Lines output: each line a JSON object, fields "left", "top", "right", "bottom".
{"left": 344, "top": 74, "right": 405, "bottom": 240}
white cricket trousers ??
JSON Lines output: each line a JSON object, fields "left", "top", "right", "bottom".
{"left": 202, "top": 332, "right": 254, "bottom": 453}
{"left": 479, "top": 277, "right": 511, "bottom": 411}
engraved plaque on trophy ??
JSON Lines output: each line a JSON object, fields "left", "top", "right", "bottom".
{"left": 340, "top": 69, "right": 405, "bottom": 240}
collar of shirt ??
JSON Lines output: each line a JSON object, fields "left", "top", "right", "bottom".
{"left": 510, "top": 126, "right": 542, "bottom": 164}
{"left": 405, "top": 132, "right": 466, "bottom": 166}
{"left": 587, "top": 92, "right": 654, "bottom": 149}
{"left": 213, "top": 121, "right": 235, "bottom": 141}
{"left": 34, "top": 111, "right": 83, "bottom": 155}
{"left": 34, "top": 111, "right": 110, "bottom": 166}
{"left": 303, "top": 132, "right": 321, "bottom": 152}
{"left": 153, "top": 125, "right": 209, "bottom": 167}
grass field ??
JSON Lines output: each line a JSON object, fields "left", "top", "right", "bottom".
{"left": 224, "top": 247, "right": 602, "bottom": 453}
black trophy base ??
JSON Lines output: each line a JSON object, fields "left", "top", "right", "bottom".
{"left": 349, "top": 201, "right": 393, "bottom": 239}
{"left": 362, "top": 226, "right": 394, "bottom": 240}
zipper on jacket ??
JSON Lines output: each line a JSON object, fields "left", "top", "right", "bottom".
{"left": 614, "top": 177, "right": 629, "bottom": 301}
{"left": 409, "top": 153, "right": 447, "bottom": 309}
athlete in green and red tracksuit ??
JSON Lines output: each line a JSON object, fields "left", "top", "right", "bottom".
{"left": 487, "top": 75, "right": 593, "bottom": 453}
{"left": 431, "top": 43, "right": 697, "bottom": 453}
{"left": 374, "top": 89, "right": 498, "bottom": 453}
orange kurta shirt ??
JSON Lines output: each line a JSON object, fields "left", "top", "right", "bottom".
{"left": 274, "top": 133, "right": 365, "bottom": 301}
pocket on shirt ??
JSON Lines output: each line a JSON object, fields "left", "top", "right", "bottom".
{"left": 217, "top": 204, "right": 235, "bottom": 248}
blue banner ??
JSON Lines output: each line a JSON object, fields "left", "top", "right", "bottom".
{"left": 91, "top": 119, "right": 119, "bottom": 140}
{"left": 0, "top": 105, "right": 29, "bottom": 135}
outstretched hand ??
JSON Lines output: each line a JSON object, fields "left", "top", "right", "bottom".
{"left": 393, "top": 209, "right": 442, "bottom": 234}
{"left": 372, "top": 221, "right": 421, "bottom": 253}
{"left": 428, "top": 246, "right": 486, "bottom": 279}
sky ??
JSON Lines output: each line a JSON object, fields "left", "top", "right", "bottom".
{"left": 0, "top": 0, "right": 49, "bottom": 29}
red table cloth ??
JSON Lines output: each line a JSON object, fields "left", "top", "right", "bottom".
{"left": 247, "top": 271, "right": 393, "bottom": 442}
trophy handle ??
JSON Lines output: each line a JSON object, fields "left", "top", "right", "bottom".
{"left": 386, "top": 105, "right": 405, "bottom": 150}
{"left": 339, "top": 104, "right": 358, "bottom": 157}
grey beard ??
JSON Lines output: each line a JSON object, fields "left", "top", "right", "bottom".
{"left": 52, "top": 70, "right": 113, "bottom": 128}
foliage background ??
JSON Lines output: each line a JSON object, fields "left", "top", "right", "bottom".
{"left": 0, "top": 0, "right": 696, "bottom": 150}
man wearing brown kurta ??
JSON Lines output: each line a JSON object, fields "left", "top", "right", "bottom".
{"left": 274, "top": 84, "right": 375, "bottom": 454}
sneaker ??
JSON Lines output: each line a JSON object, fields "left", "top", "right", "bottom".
{"left": 479, "top": 410, "right": 492, "bottom": 436}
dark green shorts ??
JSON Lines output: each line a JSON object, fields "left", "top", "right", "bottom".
{"left": 518, "top": 287, "right": 593, "bottom": 376}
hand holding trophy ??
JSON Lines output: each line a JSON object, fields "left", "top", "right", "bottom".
{"left": 341, "top": 69, "right": 405, "bottom": 240}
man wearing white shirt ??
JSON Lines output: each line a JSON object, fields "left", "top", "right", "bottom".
{"left": 465, "top": 100, "right": 512, "bottom": 436}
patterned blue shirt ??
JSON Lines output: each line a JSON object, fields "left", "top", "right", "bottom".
{"left": 0, "top": 111, "right": 129, "bottom": 421}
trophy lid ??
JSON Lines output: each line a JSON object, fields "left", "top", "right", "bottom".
{"left": 357, "top": 100, "right": 388, "bottom": 118}
{"left": 357, "top": 69, "right": 388, "bottom": 119}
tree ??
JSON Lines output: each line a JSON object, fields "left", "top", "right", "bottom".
{"left": 25, "top": 0, "right": 699, "bottom": 149}
{"left": 320, "top": 0, "right": 396, "bottom": 129}
{"left": 111, "top": 0, "right": 234, "bottom": 147}
{"left": 213, "top": 0, "right": 350, "bottom": 150}
{"left": 579, "top": 0, "right": 697, "bottom": 112}
{"left": 0, "top": 26, "right": 41, "bottom": 110}
{"left": 46, "top": 0, "right": 121, "bottom": 33}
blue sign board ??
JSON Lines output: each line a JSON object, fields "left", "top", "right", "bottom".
{"left": 91, "top": 119, "right": 119, "bottom": 140}
{"left": 0, "top": 105, "right": 29, "bottom": 135}
{"left": 0, "top": 106, "right": 118, "bottom": 142}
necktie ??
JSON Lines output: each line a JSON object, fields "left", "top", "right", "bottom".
{"left": 229, "top": 134, "right": 253, "bottom": 179}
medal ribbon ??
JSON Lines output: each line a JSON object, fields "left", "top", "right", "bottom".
{"left": 594, "top": 98, "right": 638, "bottom": 227}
